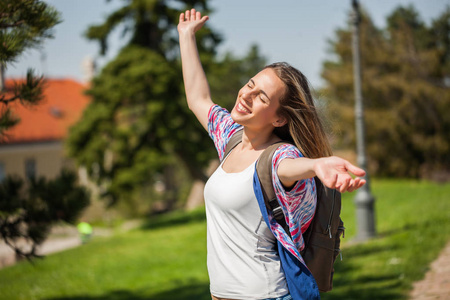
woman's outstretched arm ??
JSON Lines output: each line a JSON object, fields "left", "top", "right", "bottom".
{"left": 277, "top": 156, "right": 367, "bottom": 193}
{"left": 178, "top": 9, "right": 214, "bottom": 130}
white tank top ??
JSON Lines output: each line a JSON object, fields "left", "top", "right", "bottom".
{"left": 204, "top": 158, "right": 288, "bottom": 299}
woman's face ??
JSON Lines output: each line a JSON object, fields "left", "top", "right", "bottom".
{"left": 230, "top": 68, "right": 286, "bottom": 132}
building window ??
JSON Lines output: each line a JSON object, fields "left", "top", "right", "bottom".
{"left": 0, "top": 162, "right": 5, "bottom": 182}
{"left": 25, "top": 159, "right": 36, "bottom": 180}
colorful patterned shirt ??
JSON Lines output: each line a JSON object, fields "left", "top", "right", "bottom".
{"left": 207, "top": 104, "right": 317, "bottom": 263}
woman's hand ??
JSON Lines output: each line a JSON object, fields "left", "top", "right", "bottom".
{"left": 177, "top": 9, "right": 209, "bottom": 36}
{"left": 314, "top": 156, "right": 366, "bottom": 193}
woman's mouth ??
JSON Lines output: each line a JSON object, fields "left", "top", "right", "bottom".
{"left": 236, "top": 102, "right": 251, "bottom": 114}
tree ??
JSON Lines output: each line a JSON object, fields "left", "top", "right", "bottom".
{"left": 0, "top": 0, "right": 60, "bottom": 136}
{"left": 67, "top": 0, "right": 266, "bottom": 212}
{"left": 0, "top": 171, "right": 90, "bottom": 260}
{"left": 0, "top": 0, "right": 90, "bottom": 260}
{"left": 321, "top": 5, "right": 450, "bottom": 180}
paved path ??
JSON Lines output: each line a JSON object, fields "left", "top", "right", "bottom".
{"left": 0, "top": 221, "right": 143, "bottom": 269}
{"left": 410, "top": 241, "right": 450, "bottom": 299}
{"left": 0, "top": 225, "right": 112, "bottom": 269}
{"left": 0, "top": 236, "right": 81, "bottom": 269}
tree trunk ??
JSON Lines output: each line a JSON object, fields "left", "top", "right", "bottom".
{"left": 184, "top": 159, "right": 219, "bottom": 210}
{"left": 185, "top": 180, "right": 206, "bottom": 211}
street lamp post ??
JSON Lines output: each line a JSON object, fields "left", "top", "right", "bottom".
{"left": 351, "top": 0, "right": 376, "bottom": 241}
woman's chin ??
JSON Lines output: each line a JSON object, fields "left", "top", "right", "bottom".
{"left": 230, "top": 110, "right": 246, "bottom": 125}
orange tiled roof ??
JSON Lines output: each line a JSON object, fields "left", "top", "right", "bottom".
{"left": 1, "top": 78, "right": 90, "bottom": 144}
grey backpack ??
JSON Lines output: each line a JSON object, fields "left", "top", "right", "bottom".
{"left": 224, "top": 130, "right": 345, "bottom": 292}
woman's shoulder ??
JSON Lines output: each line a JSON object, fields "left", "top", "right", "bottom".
{"left": 273, "top": 143, "right": 303, "bottom": 163}
{"left": 208, "top": 104, "right": 230, "bottom": 121}
{"left": 208, "top": 104, "right": 241, "bottom": 132}
{"left": 208, "top": 104, "right": 243, "bottom": 160}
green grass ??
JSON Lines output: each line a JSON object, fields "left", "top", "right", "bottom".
{"left": 0, "top": 179, "right": 449, "bottom": 300}
{"left": 322, "top": 179, "right": 450, "bottom": 299}
{"left": 0, "top": 208, "right": 210, "bottom": 300}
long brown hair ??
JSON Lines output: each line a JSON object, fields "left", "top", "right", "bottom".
{"left": 266, "top": 62, "right": 332, "bottom": 158}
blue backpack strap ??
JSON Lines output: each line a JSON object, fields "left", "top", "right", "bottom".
{"left": 253, "top": 169, "right": 320, "bottom": 300}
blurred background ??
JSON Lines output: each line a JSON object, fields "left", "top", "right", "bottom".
{"left": 0, "top": 0, "right": 449, "bottom": 299}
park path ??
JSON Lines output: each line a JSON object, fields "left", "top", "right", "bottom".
{"left": 410, "top": 241, "right": 450, "bottom": 299}
{"left": 0, "top": 226, "right": 82, "bottom": 269}
{"left": 0, "top": 220, "right": 141, "bottom": 269}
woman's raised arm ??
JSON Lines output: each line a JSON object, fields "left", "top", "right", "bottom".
{"left": 178, "top": 9, "right": 214, "bottom": 130}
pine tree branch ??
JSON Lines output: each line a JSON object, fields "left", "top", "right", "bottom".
{"left": 0, "top": 20, "right": 25, "bottom": 28}
{"left": 0, "top": 70, "right": 45, "bottom": 107}
{"left": 0, "top": 94, "right": 20, "bottom": 105}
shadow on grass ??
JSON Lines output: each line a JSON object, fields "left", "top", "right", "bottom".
{"left": 321, "top": 285, "right": 404, "bottom": 300}
{"left": 322, "top": 267, "right": 406, "bottom": 300}
{"left": 140, "top": 208, "right": 206, "bottom": 231}
{"left": 320, "top": 244, "right": 407, "bottom": 300}
{"left": 45, "top": 283, "right": 211, "bottom": 300}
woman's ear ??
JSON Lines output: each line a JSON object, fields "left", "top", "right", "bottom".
{"left": 273, "top": 116, "right": 287, "bottom": 128}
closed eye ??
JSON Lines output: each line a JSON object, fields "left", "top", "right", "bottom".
{"left": 259, "top": 95, "right": 268, "bottom": 104}
{"left": 249, "top": 78, "right": 271, "bottom": 103}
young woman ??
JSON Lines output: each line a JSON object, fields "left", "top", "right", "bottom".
{"left": 178, "top": 9, "right": 366, "bottom": 300}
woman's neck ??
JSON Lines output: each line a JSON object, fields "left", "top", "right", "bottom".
{"left": 241, "top": 127, "right": 280, "bottom": 151}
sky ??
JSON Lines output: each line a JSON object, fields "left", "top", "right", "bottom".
{"left": 6, "top": 0, "right": 450, "bottom": 88}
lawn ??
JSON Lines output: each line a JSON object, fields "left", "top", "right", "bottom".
{"left": 0, "top": 179, "right": 449, "bottom": 300}
{"left": 323, "top": 179, "right": 450, "bottom": 299}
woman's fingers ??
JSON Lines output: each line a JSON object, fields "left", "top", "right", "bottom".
{"left": 201, "top": 16, "right": 209, "bottom": 23}
{"left": 339, "top": 177, "right": 366, "bottom": 193}
{"left": 315, "top": 157, "right": 368, "bottom": 193}
{"left": 358, "top": 178, "right": 366, "bottom": 189}
{"left": 346, "top": 178, "right": 359, "bottom": 193}
{"left": 344, "top": 160, "right": 366, "bottom": 177}
{"left": 337, "top": 176, "right": 351, "bottom": 193}
{"left": 179, "top": 9, "right": 208, "bottom": 24}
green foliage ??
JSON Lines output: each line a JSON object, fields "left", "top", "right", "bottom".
{"left": 67, "top": 0, "right": 267, "bottom": 209}
{"left": 0, "top": 0, "right": 60, "bottom": 62}
{"left": 0, "top": 69, "right": 45, "bottom": 138}
{"left": 0, "top": 180, "right": 448, "bottom": 299}
{"left": 0, "top": 107, "right": 19, "bottom": 137}
{"left": 0, "top": 0, "right": 60, "bottom": 138}
{"left": 321, "top": 5, "right": 450, "bottom": 179}
{"left": 0, "top": 170, "right": 90, "bottom": 259}
{"left": 0, "top": 1, "right": 90, "bottom": 261}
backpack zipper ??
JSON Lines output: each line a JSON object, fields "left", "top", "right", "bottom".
{"left": 340, "top": 225, "right": 346, "bottom": 238}
{"left": 326, "top": 188, "right": 336, "bottom": 238}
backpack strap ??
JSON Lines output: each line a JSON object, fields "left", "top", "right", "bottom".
{"left": 256, "top": 142, "right": 292, "bottom": 238}
{"left": 223, "top": 129, "right": 244, "bottom": 162}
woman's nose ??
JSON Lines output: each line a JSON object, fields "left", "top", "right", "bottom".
{"left": 241, "top": 92, "right": 253, "bottom": 102}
